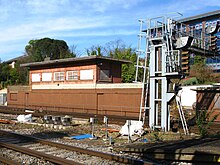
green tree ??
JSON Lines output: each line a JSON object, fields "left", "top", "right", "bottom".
{"left": 193, "top": 55, "right": 205, "bottom": 65}
{"left": 0, "top": 38, "right": 76, "bottom": 87}
{"left": 70, "top": 44, "right": 80, "bottom": 57}
{"left": 0, "top": 62, "right": 19, "bottom": 88}
{"left": 0, "top": 54, "right": 32, "bottom": 88}
{"left": 86, "top": 45, "right": 103, "bottom": 56}
{"left": 196, "top": 109, "right": 219, "bottom": 138}
{"left": 85, "top": 40, "right": 143, "bottom": 83}
{"left": 190, "top": 55, "right": 214, "bottom": 84}
{"left": 105, "top": 40, "right": 143, "bottom": 83}
{"left": 190, "top": 63, "right": 214, "bottom": 84}
{"left": 14, "top": 58, "right": 30, "bottom": 85}
{"left": 25, "top": 37, "right": 74, "bottom": 62}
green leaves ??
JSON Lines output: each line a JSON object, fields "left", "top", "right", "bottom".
{"left": 196, "top": 109, "right": 219, "bottom": 138}
{"left": 86, "top": 40, "right": 139, "bottom": 83}
{"left": 0, "top": 62, "right": 19, "bottom": 88}
{"left": 25, "top": 37, "right": 74, "bottom": 61}
{"left": 190, "top": 55, "right": 214, "bottom": 84}
{"left": 0, "top": 37, "right": 76, "bottom": 88}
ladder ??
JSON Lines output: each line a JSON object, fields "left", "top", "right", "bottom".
{"left": 135, "top": 20, "right": 150, "bottom": 123}
{"left": 175, "top": 92, "right": 189, "bottom": 135}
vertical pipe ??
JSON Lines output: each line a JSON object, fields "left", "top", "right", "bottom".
{"left": 127, "top": 120, "right": 131, "bottom": 143}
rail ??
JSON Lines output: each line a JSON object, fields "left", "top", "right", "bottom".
{"left": 0, "top": 142, "right": 80, "bottom": 165}
{"left": 0, "top": 130, "right": 152, "bottom": 165}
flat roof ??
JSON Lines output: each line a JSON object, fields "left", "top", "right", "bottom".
{"left": 179, "top": 10, "right": 220, "bottom": 23}
{"left": 20, "top": 56, "right": 131, "bottom": 68}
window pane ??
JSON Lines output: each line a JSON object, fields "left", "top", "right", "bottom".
{"left": 80, "top": 70, "right": 93, "bottom": 80}
{"left": 67, "top": 71, "right": 78, "bottom": 80}
{"left": 32, "top": 73, "right": 41, "bottom": 82}
{"left": 54, "top": 72, "right": 65, "bottom": 81}
{"left": 42, "top": 73, "right": 52, "bottom": 81}
{"left": 100, "top": 70, "right": 110, "bottom": 80}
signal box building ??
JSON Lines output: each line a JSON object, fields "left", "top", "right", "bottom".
{"left": 24, "top": 56, "right": 128, "bottom": 86}
{"left": 7, "top": 56, "right": 142, "bottom": 120}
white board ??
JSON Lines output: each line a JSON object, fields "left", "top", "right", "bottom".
{"left": 180, "top": 85, "right": 212, "bottom": 108}
{"left": 80, "top": 69, "right": 93, "bottom": 80}
{"left": 42, "top": 73, "right": 52, "bottom": 81}
{"left": 32, "top": 73, "right": 41, "bottom": 82}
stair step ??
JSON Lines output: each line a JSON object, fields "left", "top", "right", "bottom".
{"left": 181, "top": 56, "right": 189, "bottom": 60}
{"left": 181, "top": 50, "right": 189, "bottom": 54}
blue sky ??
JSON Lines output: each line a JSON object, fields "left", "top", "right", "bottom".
{"left": 0, "top": 0, "right": 219, "bottom": 61}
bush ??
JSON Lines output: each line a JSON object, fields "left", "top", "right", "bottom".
{"left": 182, "top": 77, "right": 198, "bottom": 85}
{"left": 196, "top": 109, "right": 219, "bottom": 138}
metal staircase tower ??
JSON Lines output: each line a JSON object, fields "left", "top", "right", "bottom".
{"left": 135, "top": 14, "right": 193, "bottom": 133}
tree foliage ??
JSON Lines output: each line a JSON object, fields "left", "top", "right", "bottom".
{"left": 0, "top": 62, "right": 19, "bottom": 88}
{"left": 86, "top": 45, "right": 103, "bottom": 56}
{"left": 0, "top": 56, "right": 31, "bottom": 89}
{"left": 190, "top": 63, "right": 214, "bottom": 84}
{"left": 105, "top": 40, "right": 138, "bottom": 82}
{"left": 0, "top": 37, "right": 75, "bottom": 88}
{"left": 86, "top": 40, "right": 141, "bottom": 83}
{"left": 190, "top": 55, "right": 214, "bottom": 84}
{"left": 196, "top": 109, "right": 219, "bottom": 138}
{"left": 25, "top": 37, "right": 75, "bottom": 62}
{"left": 193, "top": 55, "right": 206, "bottom": 65}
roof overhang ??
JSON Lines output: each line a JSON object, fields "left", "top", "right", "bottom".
{"left": 21, "top": 56, "right": 131, "bottom": 69}
{"left": 179, "top": 10, "right": 220, "bottom": 23}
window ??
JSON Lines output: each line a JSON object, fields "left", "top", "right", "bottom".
{"left": 100, "top": 69, "right": 110, "bottom": 81}
{"left": 32, "top": 73, "right": 41, "bottom": 82}
{"left": 66, "top": 71, "right": 78, "bottom": 80}
{"left": 54, "top": 72, "right": 65, "bottom": 81}
{"left": 80, "top": 69, "right": 93, "bottom": 80}
{"left": 42, "top": 73, "right": 52, "bottom": 81}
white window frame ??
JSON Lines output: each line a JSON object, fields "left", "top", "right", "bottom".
{"left": 42, "top": 72, "right": 52, "bottom": 82}
{"left": 54, "top": 72, "right": 65, "bottom": 81}
{"left": 32, "top": 73, "right": 41, "bottom": 82}
{"left": 66, "top": 71, "right": 78, "bottom": 81}
{"left": 80, "top": 69, "right": 93, "bottom": 80}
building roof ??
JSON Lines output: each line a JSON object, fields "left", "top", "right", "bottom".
{"left": 20, "top": 56, "right": 131, "bottom": 68}
{"left": 5, "top": 55, "right": 28, "bottom": 64}
{"left": 179, "top": 10, "right": 220, "bottom": 23}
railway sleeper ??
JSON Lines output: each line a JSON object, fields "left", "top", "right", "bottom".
{"left": 0, "top": 142, "right": 83, "bottom": 165}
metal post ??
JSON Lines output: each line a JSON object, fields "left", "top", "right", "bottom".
{"left": 90, "top": 117, "right": 96, "bottom": 139}
{"left": 103, "top": 116, "right": 108, "bottom": 140}
{"left": 127, "top": 120, "right": 132, "bottom": 143}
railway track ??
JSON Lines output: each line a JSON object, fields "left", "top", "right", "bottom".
{"left": 114, "top": 137, "right": 220, "bottom": 164}
{"left": 0, "top": 130, "right": 152, "bottom": 165}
